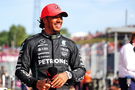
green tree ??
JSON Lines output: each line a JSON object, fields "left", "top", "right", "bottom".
{"left": 8, "top": 25, "right": 28, "bottom": 47}
{"left": 0, "top": 31, "right": 9, "bottom": 46}
{"left": 60, "top": 28, "right": 71, "bottom": 37}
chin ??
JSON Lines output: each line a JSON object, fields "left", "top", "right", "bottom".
{"left": 54, "top": 29, "right": 61, "bottom": 32}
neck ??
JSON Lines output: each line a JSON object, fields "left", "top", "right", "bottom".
{"left": 42, "top": 29, "right": 59, "bottom": 36}
{"left": 43, "top": 29, "right": 57, "bottom": 35}
{"left": 41, "top": 30, "right": 60, "bottom": 39}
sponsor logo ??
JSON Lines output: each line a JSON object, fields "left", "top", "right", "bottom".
{"left": 39, "top": 39, "right": 46, "bottom": 44}
{"left": 61, "top": 48, "right": 69, "bottom": 52}
{"left": 61, "top": 47, "right": 69, "bottom": 57}
{"left": 38, "top": 55, "right": 50, "bottom": 59}
{"left": 38, "top": 59, "right": 68, "bottom": 65}
{"left": 38, "top": 47, "right": 48, "bottom": 51}
{"left": 38, "top": 44, "right": 48, "bottom": 47}
{"left": 38, "top": 52, "right": 50, "bottom": 55}
{"left": 38, "top": 39, "right": 48, "bottom": 47}
{"left": 61, "top": 40, "right": 66, "bottom": 46}
{"left": 61, "top": 52, "right": 68, "bottom": 57}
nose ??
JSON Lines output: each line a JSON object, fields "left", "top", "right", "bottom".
{"left": 56, "top": 17, "right": 63, "bottom": 22}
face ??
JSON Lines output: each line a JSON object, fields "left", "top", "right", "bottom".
{"left": 43, "top": 14, "right": 63, "bottom": 34}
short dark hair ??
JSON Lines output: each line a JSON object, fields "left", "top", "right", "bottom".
{"left": 39, "top": 19, "right": 44, "bottom": 29}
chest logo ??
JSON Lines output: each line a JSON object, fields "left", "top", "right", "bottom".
{"left": 62, "top": 40, "right": 66, "bottom": 46}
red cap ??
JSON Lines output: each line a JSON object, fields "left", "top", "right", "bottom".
{"left": 40, "top": 3, "right": 68, "bottom": 19}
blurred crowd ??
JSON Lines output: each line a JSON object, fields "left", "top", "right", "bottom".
{"left": 0, "top": 31, "right": 131, "bottom": 90}
{"left": 0, "top": 42, "right": 121, "bottom": 90}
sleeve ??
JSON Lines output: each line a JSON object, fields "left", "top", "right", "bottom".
{"left": 69, "top": 43, "right": 86, "bottom": 82}
{"left": 15, "top": 39, "right": 37, "bottom": 87}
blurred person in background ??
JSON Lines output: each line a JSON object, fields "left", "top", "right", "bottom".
{"left": 0, "top": 66, "right": 7, "bottom": 88}
{"left": 0, "top": 78, "right": 2, "bottom": 88}
{"left": 15, "top": 3, "right": 86, "bottom": 90}
{"left": 118, "top": 33, "right": 135, "bottom": 90}
{"left": 82, "top": 70, "right": 93, "bottom": 90}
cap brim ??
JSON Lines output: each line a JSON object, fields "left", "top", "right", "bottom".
{"left": 60, "top": 12, "right": 68, "bottom": 17}
{"left": 41, "top": 11, "right": 68, "bottom": 19}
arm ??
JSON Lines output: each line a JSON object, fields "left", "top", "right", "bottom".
{"left": 16, "top": 39, "right": 51, "bottom": 89}
{"left": 51, "top": 43, "right": 86, "bottom": 88}
{"left": 69, "top": 44, "right": 86, "bottom": 82}
{"left": 15, "top": 40, "right": 37, "bottom": 87}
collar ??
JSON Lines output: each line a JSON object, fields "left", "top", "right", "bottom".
{"left": 41, "top": 30, "right": 61, "bottom": 39}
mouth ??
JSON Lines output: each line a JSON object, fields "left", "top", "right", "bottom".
{"left": 54, "top": 23, "right": 62, "bottom": 29}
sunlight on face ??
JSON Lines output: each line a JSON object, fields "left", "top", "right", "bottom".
{"left": 47, "top": 14, "right": 63, "bottom": 32}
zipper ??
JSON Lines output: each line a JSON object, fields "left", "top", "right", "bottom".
{"left": 51, "top": 38, "right": 54, "bottom": 67}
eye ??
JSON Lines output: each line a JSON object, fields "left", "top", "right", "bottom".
{"left": 52, "top": 15, "right": 62, "bottom": 19}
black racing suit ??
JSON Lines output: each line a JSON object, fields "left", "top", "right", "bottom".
{"left": 15, "top": 31, "right": 86, "bottom": 90}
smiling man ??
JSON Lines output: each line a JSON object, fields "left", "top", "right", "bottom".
{"left": 15, "top": 3, "right": 86, "bottom": 90}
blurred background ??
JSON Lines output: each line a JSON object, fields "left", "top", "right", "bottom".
{"left": 0, "top": 0, "right": 135, "bottom": 90}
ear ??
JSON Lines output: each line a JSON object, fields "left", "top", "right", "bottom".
{"left": 42, "top": 18, "right": 46, "bottom": 23}
{"left": 43, "top": 17, "right": 50, "bottom": 24}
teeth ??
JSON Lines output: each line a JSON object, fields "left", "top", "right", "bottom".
{"left": 56, "top": 24, "right": 61, "bottom": 28}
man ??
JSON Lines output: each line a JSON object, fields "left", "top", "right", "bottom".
{"left": 119, "top": 33, "right": 135, "bottom": 90}
{"left": 15, "top": 3, "right": 86, "bottom": 90}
